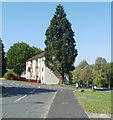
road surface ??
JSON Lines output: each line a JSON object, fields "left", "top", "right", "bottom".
{"left": 1, "top": 80, "right": 57, "bottom": 118}
{"left": 0, "top": 79, "right": 89, "bottom": 119}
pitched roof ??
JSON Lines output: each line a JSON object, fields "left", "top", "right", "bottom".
{"left": 27, "top": 51, "right": 45, "bottom": 61}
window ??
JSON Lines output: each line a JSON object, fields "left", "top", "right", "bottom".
{"left": 36, "top": 60, "right": 38, "bottom": 68}
{"left": 42, "top": 77, "right": 44, "bottom": 81}
{"left": 42, "top": 58, "right": 44, "bottom": 62}
{"left": 42, "top": 67, "right": 44, "bottom": 72}
{"left": 28, "top": 67, "right": 31, "bottom": 72}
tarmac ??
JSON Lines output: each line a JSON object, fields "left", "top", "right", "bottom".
{"left": 47, "top": 89, "right": 112, "bottom": 120}
{"left": 47, "top": 89, "right": 89, "bottom": 118}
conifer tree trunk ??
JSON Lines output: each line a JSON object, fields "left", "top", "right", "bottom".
{"left": 59, "top": 71, "right": 65, "bottom": 85}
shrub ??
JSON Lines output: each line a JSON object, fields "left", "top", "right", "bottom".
{"left": 3, "top": 72, "right": 10, "bottom": 79}
{"left": 3, "top": 72, "right": 16, "bottom": 80}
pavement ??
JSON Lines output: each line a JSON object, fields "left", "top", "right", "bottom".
{"left": 47, "top": 89, "right": 89, "bottom": 118}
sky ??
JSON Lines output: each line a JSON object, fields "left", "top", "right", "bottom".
{"left": 1, "top": 2, "right": 111, "bottom": 66}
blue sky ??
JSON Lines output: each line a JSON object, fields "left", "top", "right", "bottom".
{"left": 2, "top": 2, "right": 111, "bottom": 66}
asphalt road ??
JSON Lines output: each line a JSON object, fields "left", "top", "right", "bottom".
{"left": 0, "top": 80, "right": 89, "bottom": 119}
{"left": 1, "top": 80, "right": 57, "bottom": 118}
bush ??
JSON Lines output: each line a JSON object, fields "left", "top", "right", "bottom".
{"left": 3, "top": 72, "right": 16, "bottom": 80}
{"left": 3, "top": 72, "right": 10, "bottom": 79}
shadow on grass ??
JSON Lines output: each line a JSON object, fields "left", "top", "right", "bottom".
{"left": 95, "top": 88, "right": 112, "bottom": 91}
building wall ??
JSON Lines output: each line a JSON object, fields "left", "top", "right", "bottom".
{"left": 38, "top": 57, "right": 45, "bottom": 83}
{"left": 26, "top": 60, "right": 38, "bottom": 80}
{"left": 26, "top": 56, "right": 69, "bottom": 85}
{"left": 21, "top": 71, "right": 26, "bottom": 78}
{"left": 45, "top": 66, "right": 59, "bottom": 84}
{"left": 26, "top": 61, "right": 31, "bottom": 79}
{"left": 64, "top": 73, "right": 69, "bottom": 84}
{"left": 32, "top": 60, "right": 36, "bottom": 79}
{"left": 26, "top": 57, "right": 46, "bottom": 83}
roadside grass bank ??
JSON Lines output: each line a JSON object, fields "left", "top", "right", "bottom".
{"left": 59, "top": 84, "right": 76, "bottom": 88}
{"left": 74, "top": 90, "right": 112, "bottom": 114}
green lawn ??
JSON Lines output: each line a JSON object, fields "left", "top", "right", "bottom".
{"left": 75, "top": 90, "right": 112, "bottom": 114}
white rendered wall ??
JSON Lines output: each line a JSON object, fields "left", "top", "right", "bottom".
{"left": 26, "top": 61, "right": 31, "bottom": 79}
{"left": 38, "top": 57, "right": 45, "bottom": 83}
{"left": 32, "top": 60, "right": 36, "bottom": 79}
{"left": 26, "top": 56, "right": 69, "bottom": 84}
{"left": 64, "top": 73, "right": 69, "bottom": 84}
{"left": 45, "top": 66, "right": 59, "bottom": 85}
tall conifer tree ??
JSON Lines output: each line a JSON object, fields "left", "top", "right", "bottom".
{"left": 45, "top": 5, "right": 78, "bottom": 84}
{"left": 2, "top": 42, "right": 6, "bottom": 76}
{"left": 0, "top": 38, "right": 6, "bottom": 76}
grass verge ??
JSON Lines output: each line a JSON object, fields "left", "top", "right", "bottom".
{"left": 59, "top": 84, "right": 76, "bottom": 88}
{"left": 75, "top": 90, "right": 112, "bottom": 114}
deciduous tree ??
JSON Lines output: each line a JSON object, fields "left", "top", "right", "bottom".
{"left": 80, "top": 65, "right": 93, "bottom": 86}
{"left": 7, "top": 42, "right": 41, "bottom": 76}
{"left": 72, "top": 60, "right": 92, "bottom": 85}
{"left": 93, "top": 57, "right": 109, "bottom": 87}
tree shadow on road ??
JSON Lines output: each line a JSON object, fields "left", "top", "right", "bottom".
{"left": 1, "top": 86, "right": 57, "bottom": 97}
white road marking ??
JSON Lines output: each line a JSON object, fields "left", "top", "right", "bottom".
{"left": 14, "top": 89, "right": 36, "bottom": 102}
{"left": 14, "top": 95, "right": 27, "bottom": 102}
{"left": 29, "top": 89, "right": 36, "bottom": 93}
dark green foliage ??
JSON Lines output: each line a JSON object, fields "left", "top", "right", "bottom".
{"left": 69, "top": 72, "right": 73, "bottom": 84}
{"left": 1, "top": 40, "right": 7, "bottom": 76}
{"left": 111, "top": 63, "right": 113, "bottom": 87}
{"left": 30, "top": 46, "right": 42, "bottom": 55}
{"left": 6, "top": 42, "right": 41, "bottom": 76}
{"left": 44, "top": 5, "right": 77, "bottom": 83}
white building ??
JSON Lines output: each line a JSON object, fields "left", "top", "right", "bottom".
{"left": 26, "top": 52, "right": 69, "bottom": 84}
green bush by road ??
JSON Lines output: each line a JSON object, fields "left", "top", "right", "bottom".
{"left": 75, "top": 90, "right": 112, "bottom": 114}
